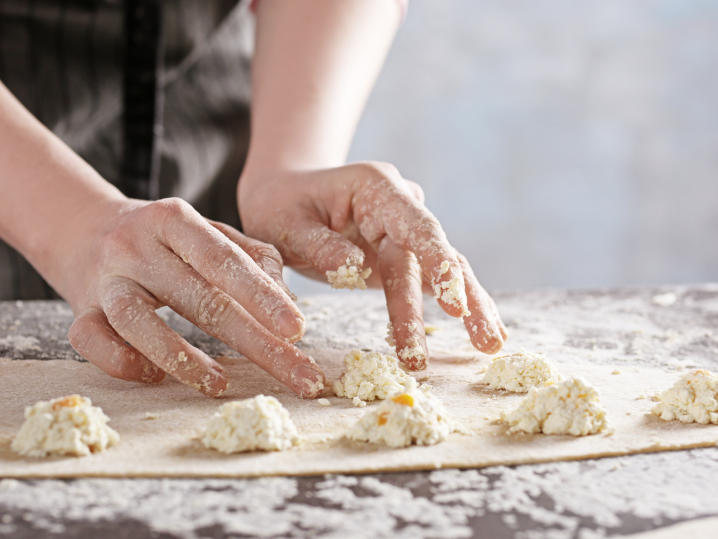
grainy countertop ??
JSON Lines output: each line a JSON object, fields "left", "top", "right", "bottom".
{"left": 1, "top": 285, "right": 717, "bottom": 538}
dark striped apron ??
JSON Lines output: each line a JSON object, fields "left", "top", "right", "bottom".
{"left": 0, "top": 0, "right": 253, "bottom": 300}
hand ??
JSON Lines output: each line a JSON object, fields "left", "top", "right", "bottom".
{"left": 238, "top": 162, "right": 509, "bottom": 370}
{"left": 65, "top": 197, "right": 325, "bottom": 398}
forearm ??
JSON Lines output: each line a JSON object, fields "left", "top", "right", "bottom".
{"left": 242, "top": 0, "right": 402, "bottom": 179}
{"left": 0, "top": 81, "right": 126, "bottom": 297}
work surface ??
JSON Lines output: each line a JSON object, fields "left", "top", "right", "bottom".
{"left": 1, "top": 285, "right": 718, "bottom": 538}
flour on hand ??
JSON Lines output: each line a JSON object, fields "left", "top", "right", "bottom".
{"left": 651, "top": 369, "right": 718, "bottom": 425}
{"left": 347, "top": 378, "right": 456, "bottom": 448}
{"left": 502, "top": 377, "right": 611, "bottom": 436}
{"left": 201, "top": 395, "right": 300, "bottom": 453}
{"left": 326, "top": 259, "right": 372, "bottom": 290}
{"left": 483, "top": 350, "right": 563, "bottom": 393}
{"left": 11, "top": 394, "right": 119, "bottom": 458}
{"left": 333, "top": 349, "right": 409, "bottom": 401}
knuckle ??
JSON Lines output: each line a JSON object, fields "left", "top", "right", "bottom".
{"left": 102, "top": 284, "right": 149, "bottom": 335}
{"left": 249, "top": 244, "right": 283, "bottom": 271}
{"left": 190, "top": 285, "right": 235, "bottom": 333}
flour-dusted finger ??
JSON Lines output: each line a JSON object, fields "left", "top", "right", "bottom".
{"left": 69, "top": 307, "right": 165, "bottom": 384}
{"left": 350, "top": 163, "right": 469, "bottom": 317}
{"left": 284, "top": 218, "right": 370, "bottom": 290}
{"left": 153, "top": 199, "right": 304, "bottom": 342}
{"left": 457, "top": 253, "right": 505, "bottom": 354}
{"left": 208, "top": 219, "right": 295, "bottom": 300}
{"left": 378, "top": 236, "right": 428, "bottom": 371}
{"left": 100, "top": 277, "right": 228, "bottom": 397}
{"left": 128, "top": 259, "right": 326, "bottom": 398}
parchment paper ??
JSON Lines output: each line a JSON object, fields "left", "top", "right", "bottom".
{"left": 1, "top": 350, "right": 717, "bottom": 478}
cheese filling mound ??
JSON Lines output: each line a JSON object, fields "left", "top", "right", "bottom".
{"left": 483, "top": 351, "right": 563, "bottom": 393}
{"left": 326, "top": 259, "right": 372, "bottom": 290}
{"left": 347, "top": 378, "right": 456, "bottom": 447}
{"left": 502, "top": 377, "right": 611, "bottom": 436}
{"left": 202, "top": 395, "right": 300, "bottom": 453}
{"left": 652, "top": 369, "right": 718, "bottom": 425}
{"left": 11, "top": 394, "right": 119, "bottom": 458}
{"left": 333, "top": 349, "right": 409, "bottom": 401}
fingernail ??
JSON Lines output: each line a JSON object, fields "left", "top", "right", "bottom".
{"left": 290, "top": 364, "right": 325, "bottom": 399}
{"left": 275, "top": 309, "right": 305, "bottom": 342}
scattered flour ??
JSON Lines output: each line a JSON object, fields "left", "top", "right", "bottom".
{"left": 483, "top": 350, "right": 562, "bottom": 393}
{"left": 502, "top": 377, "right": 611, "bottom": 436}
{"left": 652, "top": 369, "right": 718, "bottom": 425}
{"left": 0, "top": 335, "right": 41, "bottom": 352}
{"left": 11, "top": 395, "right": 119, "bottom": 458}
{"left": 3, "top": 449, "right": 718, "bottom": 538}
{"left": 652, "top": 292, "right": 678, "bottom": 307}
{"left": 347, "top": 378, "right": 456, "bottom": 448}
{"left": 333, "top": 349, "right": 409, "bottom": 401}
{"left": 201, "top": 396, "right": 300, "bottom": 453}
{"left": 326, "top": 260, "right": 372, "bottom": 290}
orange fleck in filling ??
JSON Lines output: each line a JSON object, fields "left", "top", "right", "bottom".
{"left": 391, "top": 394, "right": 414, "bottom": 407}
{"left": 52, "top": 394, "right": 83, "bottom": 411}
{"left": 378, "top": 412, "right": 390, "bottom": 426}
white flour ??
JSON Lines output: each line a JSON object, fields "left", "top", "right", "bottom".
{"left": 0, "top": 335, "right": 40, "bottom": 352}
{"left": 1, "top": 448, "right": 718, "bottom": 538}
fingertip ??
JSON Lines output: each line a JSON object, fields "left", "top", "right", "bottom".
{"left": 290, "top": 363, "right": 326, "bottom": 399}
{"left": 199, "top": 364, "right": 229, "bottom": 397}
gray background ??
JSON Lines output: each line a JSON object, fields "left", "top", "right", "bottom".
{"left": 287, "top": 0, "right": 718, "bottom": 295}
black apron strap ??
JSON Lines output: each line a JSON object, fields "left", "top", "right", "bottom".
{"left": 121, "top": 0, "right": 163, "bottom": 200}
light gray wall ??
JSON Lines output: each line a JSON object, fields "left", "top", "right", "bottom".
{"left": 288, "top": 0, "right": 718, "bottom": 294}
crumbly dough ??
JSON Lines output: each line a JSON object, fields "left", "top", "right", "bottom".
{"left": 201, "top": 395, "right": 300, "bottom": 454}
{"left": 432, "top": 271, "right": 470, "bottom": 317}
{"left": 333, "top": 349, "right": 409, "bottom": 401}
{"left": 483, "top": 351, "right": 563, "bottom": 393}
{"left": 347, "top": 378, "right": 456, "bottom": 447}
{"left": 326, "top": 259, "right": 372, "bottom": 290}
{"left": 502, "top": 377, "right": 611, "bottom": 436}
{"left": 11, "top": 394, "right": 119, "bottom": 458}
{"left": 651, "top": 369, "right": 718, "bottom": 425}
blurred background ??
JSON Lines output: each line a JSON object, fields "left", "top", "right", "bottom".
{"left": 287, "top": 0, "right": 718, "bottom": 295}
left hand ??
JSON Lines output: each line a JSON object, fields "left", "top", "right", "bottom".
{"left": 239, "top": 161, "right": 508, "bottom": 370}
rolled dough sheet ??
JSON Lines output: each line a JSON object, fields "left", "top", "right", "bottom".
{"left": 1, "top": 351, "right": 717, "bottom": 478}
{"left": 610, "top": 517, "right": 718, "bottom": 538}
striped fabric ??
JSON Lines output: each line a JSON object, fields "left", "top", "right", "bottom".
{"left": 0, "top": 0, "right": 253, "bottom": 300}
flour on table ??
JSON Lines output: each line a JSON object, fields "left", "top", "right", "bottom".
{"left": 651, "top": 369, "right": 718, "bottom": 425}
{"left": 483, "top": 350, "right": 562, "bottom": 393}
{"left": 11, "top": 394, "right": 119, "bottom": 458}
{"left": 326, "top": 260, "right": 372, "bottom": 290}
{"left": 502, "top": 377, "right": 611, "bottom": 436}
{"left": 201, "top": 395, "right": 300, "bottom": 454}
{"left": 652, "top": 292, "right": 678, "bottom": 307}
{"left": 333, "top": 349, "right": 409, "bottom": 401}
{"left": 347, "top": 378, "right": 456, "bottom": 447}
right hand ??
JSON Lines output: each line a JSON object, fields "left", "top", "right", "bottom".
{"left": 65, "top": 197, "right": 325, "bottom": 398}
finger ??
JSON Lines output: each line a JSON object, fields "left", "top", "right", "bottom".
{"left": 68, "top": 307, "right": 165, "bottom": 384}
{"left": 352, "top": 166, "right": 469, "bottom": 317}
{"left": 130, "top": 261, "right": 327, "bottom": 398}
{"left": 156, "top": 199, "right": 305, "bottom": 342}
{"left": 404, "top": 179, "right": 425, "bottom": 204}
{"left": 457, "top": 253, "right": 505, "bottom": 354}
{"left": 285, "top": 219, "right": 370, "bottom": 289}
{"left": 208, "top": 219, "right": 296, "bottom": 300}
{"left": 378, "top": 237, "right": 428, "bottom": 371}
{"left": 100, "top": 277, "right": 228, "bottom": 397}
